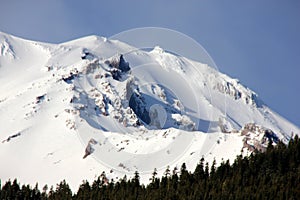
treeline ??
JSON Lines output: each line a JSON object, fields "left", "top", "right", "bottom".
{"left": 1, "top": 135, "right": 300, "bottom": 200}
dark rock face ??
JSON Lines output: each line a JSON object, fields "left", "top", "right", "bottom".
{"left": 262, "top": 129, "right": 279, "bottom": 145}
{"left": 62, "top": 73, "right": 77, "bottom": 84}
{"left": 118, "top": 55, "right": 130, "bottom": 73}
{"left": 36, "top": 94, "right": 46, "bottom": 103}
{"left": 81, "top": 49, "right": 94, "bottom": 60}
{"left": 129, "top": 93, "right": 150, "bottom": 125}
{"left": 111, "top": 68, "right": 122, "bottom": 80}
{"left": 251, "top": 93, "right": 264, "bottom": 108}
{"left": 2, "top": 132, "right": 21, "bottom": 143}
{"left": 106, "top": 54, "right": 131, "bottom": 81}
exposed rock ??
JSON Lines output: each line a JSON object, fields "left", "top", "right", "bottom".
{"left": 36, "top": 94, "right": 46, "bottom": 104}
{"left": 81, "top": 48, "right": 94, "bottom": 60}
{"left": 118, "top": 55, "right": 130, "bottom": 72}
{"left": 83, "top": 60, "right": 100, "bottom": 74}
{"left": 62, "top": 73, "right": 77, "bottom": 84}
{"left": 213, "top": 79, "right": 263, "bottom": 108}
{"left": 83, "top": 139, "right": 98, "bottom": 159}
{"left": 129, "top": 92, "right": 150, "bottom": 124}
{"left": 2, "top": 132, "right": 21, "bottom": 143}
{"left": 105, "top": 54, "right": 130, "bottom": 81}
{"left": 241, "top": 123, "right": 279, "bottom": 152}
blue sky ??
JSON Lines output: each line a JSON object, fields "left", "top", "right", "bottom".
{"left": 1, "top": 0, "right": 299, "bottom": 127}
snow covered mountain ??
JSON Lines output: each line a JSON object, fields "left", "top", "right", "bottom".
{"left": 0, "top": 32, "right": 299, "bottom": 189}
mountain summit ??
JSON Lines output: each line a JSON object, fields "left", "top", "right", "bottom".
{"left": 0, "top": 32, "right": 298, "bottom": 189}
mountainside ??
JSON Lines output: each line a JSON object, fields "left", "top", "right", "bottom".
{"left": 0, "top": 32, "right": 299, "bottom": 189}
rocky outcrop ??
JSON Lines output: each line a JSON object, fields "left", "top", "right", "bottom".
{"left": 213, "top": 79, "right": 263, "bottom": 108}
{"left": 241, "top": 123, "right": 279, "bottom": 152}
{"left": 83, "top": 139, "right": 98, "bottom": 159}
{"left": 105, "top": 54, "right": 131, "bottom": 81}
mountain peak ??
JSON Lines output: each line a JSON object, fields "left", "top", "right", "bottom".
{"left": 0, "top": 32, "right": 298, "bottom": 189}
{"left": 152, "top": 45, "right": 165, "bottom": 54}
{"left": 62, "top": 34, "right": 108, "bottom": 46}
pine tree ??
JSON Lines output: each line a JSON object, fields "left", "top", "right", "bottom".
{"left": 49, "top": 180, "right": 72, "bottom": 200}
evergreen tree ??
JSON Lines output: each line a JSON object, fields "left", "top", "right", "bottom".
{"left": 49, "top": 180, "right": 72, "bottom": 200}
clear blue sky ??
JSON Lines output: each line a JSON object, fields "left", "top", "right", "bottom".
{"left": 1, "top": 0, "right": 299, "bottom": 127}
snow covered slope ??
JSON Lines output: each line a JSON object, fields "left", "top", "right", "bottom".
{"left": 0, "top": 32, "right": 299, "bottom": 189}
